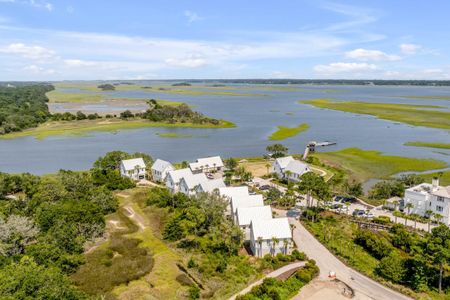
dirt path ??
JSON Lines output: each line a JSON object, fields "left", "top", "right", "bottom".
{"left": 122, "top": 205, "right": 146, "bottom": 231}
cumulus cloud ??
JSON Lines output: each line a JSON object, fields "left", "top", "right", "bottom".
{"left": 345, "top": 48, "right": 401, "bottom": 61}
{"left": 400, "top": 43, "right": 421, "bottom": 55}
{"left": 0, "top": 43, "right": 56, "bottom": 60}
{"left": 314, "top": 62, "right": 378, "bottom": 74}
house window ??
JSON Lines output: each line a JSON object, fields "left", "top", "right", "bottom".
{"left": 437, "top": 196, "right": 445, "bottom": 202}
{"left": 436, "top": 205, "right": 444, "bottom": 212}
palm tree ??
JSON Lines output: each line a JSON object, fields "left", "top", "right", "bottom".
{"left": 271, "top": 236, "right": 279, "bottom": 256}
{"left": 290, "top": 224, "right": 296, "bottom": 237}
{"left": 425, "top": 209, "right": 434, "bottom": 232}
{"left": 283, "top": 239, "right": 290, "bottom": 254}
{"left": 405, "top": 203, "right": 414, "bottom": 226}
{"left": 392, "top": 200, "right": 400, "bottom": 211}
{"left": 257, "top": 236, "right": 263, "bottom": 257}
{"left": 265, "top": 163, "right": 271, "bottom": 176}
{"left": 285, "top": 170, "right": 292, "bottom": 182}
{"left": 434, "top": 213, "right": 443, "bottom": 225}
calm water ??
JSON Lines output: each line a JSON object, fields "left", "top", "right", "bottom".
{"left": 1, "top": 84, "right": 449, "bottom": 174}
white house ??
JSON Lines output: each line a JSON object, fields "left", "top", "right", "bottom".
{"left": 189, "top": 156, "right": 224, "bottom": 174}
{"left": 230, "top": 194, "right": 264, "bottom": 222}
{"left": 179, "top": 173, "right": 209, "bottom": 196}
{"left": 250, "top": 217, "right": 293, "bottom": 257}
{"left": 404, "top": 178, "right": 450, "bottom": 225}
{"left": 236, "top": 205, "right": 273, "bottom": 239}
{"left": 196, "top": 178, "right": 226, "bottom": 194}
{"left": 151, "top": 159, "right": 175, "bottom": 182}
{"left": 273, "top": 156, "right": 310, "bottom": 182}
{"left": 120, "top": 158, "right": 146, "bottom": 180}
{"left": 165, "top": 168, "right": 193, "bottom": 193}
{"left": 218, "top": 186, "right": 249, "bottom": 201}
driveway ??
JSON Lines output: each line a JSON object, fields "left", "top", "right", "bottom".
{"left": 283, "top": 213, "right": 411, "bottom": 300}
{"left": 253, "top": 177, "right": 287, "bottom": 193}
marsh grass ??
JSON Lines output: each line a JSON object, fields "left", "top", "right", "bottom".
{"left": 71, "top": 209, "right": 153, "bottom": 298}
{"left": 269, "top": 123, "right": 309, "bottom": 140}
{"left": 155, "top": 132, "right": 208, "bottom": 138}
{"left": 401, "top": 95, "right": 450, "bottom": 101}
{"left": 0, "top": 118, "right": 235, "bottom": 140}
{"left": 301, "top": 98, "right": 450, "bottom": 130}
{"left": 404, "top": 141, "right": 450, "bottom": 150}
{"left": 314, "top": 148, "right": 448, "bottom": 182}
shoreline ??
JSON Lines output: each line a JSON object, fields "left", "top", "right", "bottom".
{"left": 0, "top": 118, "right": 236, "bottom": 140}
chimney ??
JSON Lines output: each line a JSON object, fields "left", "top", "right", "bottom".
{"left": 432, "top": 177, "right": 440, "bottom": 189}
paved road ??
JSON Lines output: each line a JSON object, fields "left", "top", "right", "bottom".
{"left": 229, "top": 261, "right": 306, "bottom": 300}
{"left": 286, "top": 215, "right": 411, "bottom": 300}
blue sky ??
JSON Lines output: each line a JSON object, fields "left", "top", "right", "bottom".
{"left": 0, "top": 0, "right": 449, "bottom": 80}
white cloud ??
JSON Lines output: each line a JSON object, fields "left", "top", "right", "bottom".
{"left": 23, "top": 64, "right": 55, "bottom": 74}
{"left": 345, "top": 48, "right": 401, "bottom": 61}
{"left": 314, "top": 62, "right": 378, "bottom": 74}
{"left": 321, "top": 2, "right": 378, "bottom": 31}
{"left": 165, "top": 55, "right": 207, "bottom": 68}
{"left": 184, "top": 10, "right": 202, "bottom": 23}
{"left": 64, "top": 59, "right": 98, "bottom": 67}
{"left": 0, "top": 43, "right": 56, "bottom": 60}
{"left": 400, "top": 43, "right": 421, "bottom": 55}
{"left": 0, "top": 0, "right": 53, "bottom": 11}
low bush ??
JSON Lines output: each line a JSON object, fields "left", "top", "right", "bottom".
{"left": 71, "top": 234, "right": 153, "bottom": 296}
{"left": 237, "top": 260, "right": 319, "bottom": 300}
{"left": 354, "top": 229, "right": 393, "bottom": 259}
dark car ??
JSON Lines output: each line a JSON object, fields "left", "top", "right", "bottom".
{"left": 259, "top": 184, "right": 271, "bottom": 191}
{"left": 352, "top": 209, "right": 365, "bottom": 217}
{"left": 337, "top": 196, "right": 357, "bottom": 204}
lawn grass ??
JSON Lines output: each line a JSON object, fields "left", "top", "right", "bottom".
{"left": 0, "top": 118, "right": 235, "bottom": 140}
{"left": 301, "top": 98, "right": 450, "bottom": 130}
{"left": 313, "top": 148, "right": 448, "bottom": 182}
{"left": 404, "top": 141, "right": 450, "bottom": 150}
{"left": 269, "top": 123, "right": 309, "bottom": 140}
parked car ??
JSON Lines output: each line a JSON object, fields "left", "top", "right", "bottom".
{"left": 352, "top": 209, "right": 365, "bottom": 217}
{"left": 259, "top": 184, "right": 271, "bottom": 191}
{"left": 206, "top": 173, "right": 214, "bottom": 179}
{"left": 365, "top": 212, "right": 375, "bottom": 219}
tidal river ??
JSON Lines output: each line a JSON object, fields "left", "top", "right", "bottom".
{"left": 0, "top": 84, "right": 449, "bottom": 174}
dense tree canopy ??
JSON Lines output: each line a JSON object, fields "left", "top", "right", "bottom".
{"left": 0, "top": 85, "right": 53, "bottom": 134}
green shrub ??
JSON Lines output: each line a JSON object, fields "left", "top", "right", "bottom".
{"left": 372, "top": 216, "right": 391, "bottom": 225}
{"left": 376, "top": 251, "right": 406, "bottom": 283}
{"left": 237, "top": 260, "right": 319, "bottom": 300}
{"left": 354, "top": 229, "right": 393, "bottom": 259}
